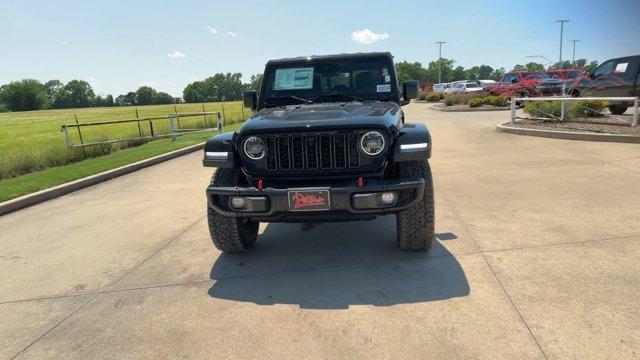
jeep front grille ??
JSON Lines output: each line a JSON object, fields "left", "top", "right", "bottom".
{"left": 262, "top": 132, "right": 362, "bottom": 172}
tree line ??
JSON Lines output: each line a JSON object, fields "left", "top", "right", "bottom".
{"left": 0, "top": 58, "right": 598, "bottom": 113}
{"left": 395, "top": 58, "right": 599, "bottom": 86}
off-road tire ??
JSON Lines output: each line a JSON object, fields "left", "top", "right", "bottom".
{"left": 207, "top": 168, "right": 259, "bottom": 252}
{"left": 396, "top": 160, "right": 435, "bottom": 251}
{"left": 609, "top": 105, "right": 628, "bottom": 115}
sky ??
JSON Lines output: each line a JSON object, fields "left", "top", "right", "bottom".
{"left": 1, "top": 0, "right": 639, "bottom": 97}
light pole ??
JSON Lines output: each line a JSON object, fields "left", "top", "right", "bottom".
{"left": 570, "top": 39, "right": 580, "bottom": 66}
{"left": 435, "top": 41, "right": 446, "bottom": 83}
{"left": 555, "top": 20, "right": 569, "bottom": 64}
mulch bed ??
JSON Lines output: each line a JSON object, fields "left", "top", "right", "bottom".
{"left": 433, "top": 103, "right": 509, "bottom": 112}
{"left": 507, "top": 117, "right": 640, "bottom": 136}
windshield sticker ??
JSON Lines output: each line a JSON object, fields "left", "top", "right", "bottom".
{"left": 377, "top": 84, "right": 391, "bottom": 93}
{"left": 382, "top": 68, "right": 389, "bottom": 76}
{"left": 384, "top": 75, "right": 391, "bottom": 83}
{"left": 274, "top": 67, "right": 314, "bottom": 90}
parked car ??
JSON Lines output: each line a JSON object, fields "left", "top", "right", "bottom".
{"left": 485, "top": 71, "right": 550, "bottom": 97}
{"left": 433, "top": 83, "right": 450, "bottom": 93}
{"left": 567, "top": 55, "right": 640, "bottom": 114}
{"left": 536, "top": 69, "right": 583, "bottom": 96}
{"left": 445, "top": 81, "right": 464, "bottom": 94}
{"left": 202, "top": 52, "right": 434, "bottom": 252}
{"left": 450, "top": 81, "right": 484, "bottom": 94}
{"left": 477, "top": 79, "right": 496, "bottom": 89}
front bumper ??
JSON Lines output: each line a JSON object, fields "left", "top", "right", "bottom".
{"left": 206, "top": 178, "right": 425, "bottom": 220}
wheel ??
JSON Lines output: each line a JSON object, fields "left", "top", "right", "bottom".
{"left": 396, "top": 160, "right": 435, "bottom": 251}
{"left": 609, "top": 105, "right": 628, "bottom": 115}
{"left": 207, "top": 168, "right": 259, "bottom": 252}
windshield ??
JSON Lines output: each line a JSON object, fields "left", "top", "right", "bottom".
{"left": 524, "top": 72, "right": 550, "bottom": 79}
{"left": 261, "top": 57, "right": 397, "bottom": 107}
{"left": 465, "top": 82, "right": 481, "bottom": 88}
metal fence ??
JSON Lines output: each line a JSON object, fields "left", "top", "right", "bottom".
{"left": 510, "top": 96, "right": 639, "bottom": 127}
{"left": 61, "top": 111, "right": 224, "bottom": 148}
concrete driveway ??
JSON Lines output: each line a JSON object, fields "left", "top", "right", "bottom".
{"left": 1, "top": 102, "right": 639, "bottom": 359}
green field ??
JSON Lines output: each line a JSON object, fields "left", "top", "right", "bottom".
{"left": 0, "top": 102, "right": 247, "bottom": 202}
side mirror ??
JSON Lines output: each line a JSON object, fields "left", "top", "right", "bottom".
{"left": 403, "top": 80, "right": 419, "bottom": 100}
{"left": 243, "top": 90, "right": 257, "bottom": 110}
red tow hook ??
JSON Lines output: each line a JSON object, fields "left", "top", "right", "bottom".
{"left": 357, "top": 176, "right": 364, "bottom": 188}
{"left": 257, "top": 178, "right": 263, "bottom": 192}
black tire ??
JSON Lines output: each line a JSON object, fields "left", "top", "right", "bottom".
{"left": 396, "top": 160, "right": 435, "bottom": 251}
{"left": 609, "top": 105, "right": 628, "bottom": 115}
{"left": 207, "top": 168, "right": 259, "bottom": 252}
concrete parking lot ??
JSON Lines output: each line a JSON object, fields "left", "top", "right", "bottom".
{"left": 1, "top": 102, "right": 639, "bottom": 359}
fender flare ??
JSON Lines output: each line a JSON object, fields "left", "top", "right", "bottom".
{"left": 391, "top": 123, "right": 432, "bottom": 162}
{"left": 202, "top": 132, "right": 238, "bottom": 168}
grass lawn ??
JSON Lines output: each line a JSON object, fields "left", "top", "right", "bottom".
{"left": 0, "top": 122, "right": 243, "bottom": 203}
{"left": 0, "top": 101, "right": 248, "bottom": 180}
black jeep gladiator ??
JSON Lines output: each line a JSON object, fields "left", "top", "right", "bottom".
{"left": 203, "top": 52, "right": 433, "bottom": 252}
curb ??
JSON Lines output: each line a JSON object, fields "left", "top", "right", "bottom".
{"left": 0, "top": 142, "right": 205, "bottom": 216}
{"left": 496, "top": 123, "right": 640, "bottom": 144}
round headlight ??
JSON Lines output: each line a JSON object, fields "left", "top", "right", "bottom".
{"left": 243, "top": 136, "right": 266, "bottom": 160}
{"left": 360, "top": 131, "right": 385, "bottom": 156}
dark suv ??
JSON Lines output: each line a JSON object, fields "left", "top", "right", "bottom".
{"left": 568, "top": 55, "right": 640, "bottom": 114}
{"left": 202, "top": 52, "right": 434, "bottom": 252}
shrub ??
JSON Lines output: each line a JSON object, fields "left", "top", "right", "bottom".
{"left": 417, "top": 92, "right": 428, "bottom": 101}
{"left": 444, "top": 94, "right": 459, "bottom": 106}
{"left": 523, "top": 101, "right": 562, "bottom": 119}
{"left": 425, "top": 93, "right": 444, "bottom": 102}
{"left": 469, "top": 98, "right": 484, "bottom": 108}
{"left": 484, "top": 96, "right": 509, "bottom": 107}
{"left": 568, "top": 100, "right": 609, "bottom": 118}
{"left": 0, "top": 102, "right": 9, "bottom": 113}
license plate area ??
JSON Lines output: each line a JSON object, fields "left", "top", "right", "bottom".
{"left": 287, "top": 189, "right": 331, "bottom": 211}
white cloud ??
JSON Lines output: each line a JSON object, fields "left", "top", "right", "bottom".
{"left": 351, "top": 29, "right": 390, "bottom": 44}
{"left": 57, "top": 40, "right": 69, "bottom": 46}
{"left": 205, "top": 25, "right": 218, "bottom": 35}
{"left": 226, "top": 31, "right": 237, "bottom": 37}
{"left": 167, "top": 51, "right": 187, "bottom": 59}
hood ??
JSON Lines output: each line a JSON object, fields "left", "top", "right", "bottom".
{"left": 237, "top": 102, "right": 401, "bottom": 135}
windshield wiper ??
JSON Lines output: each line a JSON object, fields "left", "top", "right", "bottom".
{"left": 265, "top": 95, "right": 312, "bottom": 106}
{"left": 309, "top": 92, "right": 364, "bottom": 103}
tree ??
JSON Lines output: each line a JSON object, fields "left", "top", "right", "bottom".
{"left": 491, "top": 67, "right": 505, "bottom": 81}
{"left": 524, "top": 62, "right": 545, "bottom": 71}
{"left": 183, "top": 73, "right": 244, "bottom": 103}
{"left": 43, "top": 80, "right": 63, "bottom": 107}
{"left": 451, "top": 66, "right": 465, "bottom": 81}
{"left": 424, "top": 58, "right": 455, "bottom": 83}
{"left": 104, "top": 94, "right": 114, "bottom": 107}
{"left": 153, "top": 91, "right": 174, "bottom": 104}
{"left": 0, "top": 79, "right": 49, "bottom": 111}
{"left": 584, "top": 61, "right": 598, "bottom": 73}
{"left": 395, "top": 61, "right": 427, "bottom": 86}
{"left": 135, "top": 86, "right": 157, "bottom": 105}
{"left": 248, "top": 74, "right": 263, "bottom": 92}
{"left": 55, "top": 80, "right": 95, "bottom": 108}
{"left": 549, "top": 60, "right": 573, "bottom": 70}
{"left": 575, "top": 59, "right": 587, "bottom": 68}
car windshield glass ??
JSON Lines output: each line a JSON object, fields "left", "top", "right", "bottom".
{"left": 525, "top": 72, "right": 550, "bottom": 79}
{"left": 465, "top": 82, "right": 481, "bottom": 87}
{"left": 262, "top": 57, "right": 396, "bottom": 106}
{"left": 567, "top": 70, "right": 582, "bottom": 78}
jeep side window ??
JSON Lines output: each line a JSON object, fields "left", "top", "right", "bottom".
{"left": 592, "top": 60, "right": 615, "bottom": 78}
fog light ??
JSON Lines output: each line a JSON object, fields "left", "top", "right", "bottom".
{"left": 229, "top": 196, "right": 246, "bottom": 210}
{"left": 380, "top": 192, "right": 397, "bottom": 205}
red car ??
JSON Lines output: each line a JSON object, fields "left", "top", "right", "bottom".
{"left": 485, "top": 71, "right": 550, "bottom": 98}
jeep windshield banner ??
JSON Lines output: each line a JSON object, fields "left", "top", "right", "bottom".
{"left": 274, "top": 67, "right": 314, "bottom": 90}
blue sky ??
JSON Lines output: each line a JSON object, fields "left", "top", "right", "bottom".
{"left": 2, "top": 0, "right": 639, "bottom": 97}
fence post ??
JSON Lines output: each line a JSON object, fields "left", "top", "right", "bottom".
{"left": 633, "top": 97, "right": 639, "bottom": 127}
{"left": 220, "top": 99, "right": 226, "bottom": 124}
{"left": 202, "top": 103, "right": 207, "bottom": 127}
{"left": 173, "top": 105, "right": 181, "bottom": 129}
{"left": 62, "top": 125, "right": 73, "bottom": 148}
{"left": 510, "top": 98, "right": 516, "bottom": 124}
{"left": 560, "top": 99, "right": 566, "bottom": 121}
{"left": 149, "top": 121, "right": 155, "bottom": 137}
{"left": 217, "top": 112, "right": 223, "bottom": 132}
{"left": 74, "top": 113, "right": 87, "bottom": 158}
{"left": 169, "top": 115, "right": 177, "bottom": 140}
{"left": 135, "top": 108, "right": 142, "bottom": 137}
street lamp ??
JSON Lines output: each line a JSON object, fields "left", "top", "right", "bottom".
{"left": 555, "top": 20, "right": 570, "bottom": 64}
{"left": 570, "top": 40, "right": 580, "bottom": 66}
{"left": 435, "top": 41, "right": 446, "bottom": 83}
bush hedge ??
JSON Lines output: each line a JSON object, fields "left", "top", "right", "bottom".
{"left": 568, "top": 100, "right": 609, "bottom": 118}
{"left": 524, "top": 99, "right": 610, "bottom": 119}
{"left": 444, "top": 93, "right": 508, "bottom": 108}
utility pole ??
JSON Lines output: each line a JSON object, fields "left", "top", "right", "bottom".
{"left": 570, "top": 39, "right": 580, "bottom": 66}
{"left": 555, "top": 20, "right": 569, "bottom": 64}
{"left": 435, "top": 41, "right": 446, "bottom": 83}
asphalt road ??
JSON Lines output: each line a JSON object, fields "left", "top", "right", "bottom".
{"left": 1, "top": 102, "right": 639, "bottom": 359}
